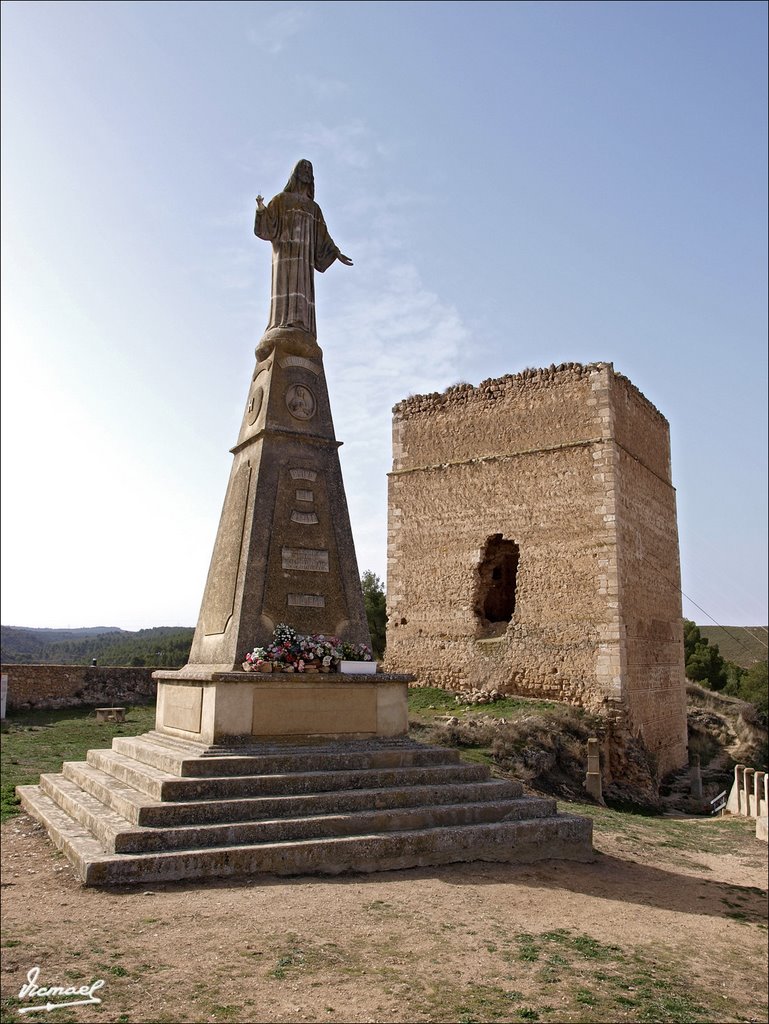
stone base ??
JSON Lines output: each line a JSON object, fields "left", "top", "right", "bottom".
{"left": 153, "top": 671, "right": 412, "bottom": 746}
{"left": 17, "top": 732, "right": 594, "bottom": 886}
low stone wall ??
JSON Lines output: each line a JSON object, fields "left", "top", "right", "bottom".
{"left": 1, "top": 664, "right": 157, "bottom": 712}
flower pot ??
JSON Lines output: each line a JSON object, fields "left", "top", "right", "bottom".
{"left": 340, "top": 660, "right": 377, "bottom": 675}
{"left": 302, "top": 665, "right": 319, "bottom": 674}
{"left": 242, "top": 662, "right": 253, "bottom": 672}
{"left": 256, "top": 661, "right": 273, "bottom": 673}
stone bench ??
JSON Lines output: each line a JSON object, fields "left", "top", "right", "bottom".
{"left": 95, "top": 707, "right": 126, "bottom": 723}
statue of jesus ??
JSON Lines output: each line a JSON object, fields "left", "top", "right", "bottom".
{"left": 254, "top": 159, "right": 352, "bottom": 360}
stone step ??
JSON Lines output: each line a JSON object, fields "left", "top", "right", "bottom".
{"left": 62, "top": 759, "right": 523, "bottom": 826}
{"left": 62, "top": 762, "right": 162, "bottom": 825}
{"left": 139, "top": 730, "right": 426, "bottom": 758}
{"left": 18, "top": 784, "right": 593, "bottom": 886}
{"left": 85, "top": 748, "right": 490, "bottom": 802}
{"left": 38, "top": 772, "right": 556, "bottom": 853}
{"left": 112, "top": 734, "right": 461, "bottom": 778}
{"left": 39, "top": 773, "right": 137, "bottom": 852}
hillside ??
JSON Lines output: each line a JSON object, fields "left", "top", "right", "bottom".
{"left": 0, "top": 625, "right": 194, "bottom": 668}
{"left": 699, "top": 625, "right": 768, "bottom": 668}
{"left": 3, "top": 621, "right": 766, "bottom": 672}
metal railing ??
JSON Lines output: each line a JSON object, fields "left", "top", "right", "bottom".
{"left": 710, "top": 790, "right": 727, "bottom": 815}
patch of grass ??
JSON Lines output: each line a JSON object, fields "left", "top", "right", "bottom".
{"left": 472, "top": 697, "right": 560, "bottom": 718}
{"left": 1, "top": 997, "right": 78, "bottom": 1024}
{"left": 575, "top": 987, "right": 597, "bottom": 1005}
{"left": 514, "top": 933, "right": 540, "bottom": 962}
{"left": 407, "top": 686, "right": 460, "bottom": 715}
{"left": 434, "top": 929, "right": 748, "bottom": 1024}
{"left": 1, "top": 704, "right": 156, "bottom": 821}
{"left": 724, "top": 911, "right": 749, "bottom": 923}
{"left": 458, "top": 748, "right": 495, "bottom": 768}
{"left": 267, "top": 934, "right": 356, "bottom": 981}
{"left": 407, "top": 686, "right": 558, "bottom": 721}
{"left": 430, "top": 983, "right": 533, "bottom": 1023}
{"left": 209, "top": 1006, "right": 240, "bottom": 1020}
{"left": 560, "top": 799, "right": 762, "bottom": 857}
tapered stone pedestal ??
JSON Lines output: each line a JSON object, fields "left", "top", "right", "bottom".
{"left": 181, "top": 335, "right": 370, "bottom": 676}
{"left": 155, "top": 333, "right": 404, "bottom": 746}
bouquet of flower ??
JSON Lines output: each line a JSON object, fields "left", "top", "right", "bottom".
{"left": 264, "top": 623, "right": 302, "bottom": 671}
{"left": 243, "top": 625, "right": 373, "bottom": 674}
{"left": 251, "top": 625, "right": 338, "bottom": 673}
{"left": 340, "top": 640, "right": 374, "bottom": 662}
{"left": 242, "top": 646, "right": 271, "bottom": 671}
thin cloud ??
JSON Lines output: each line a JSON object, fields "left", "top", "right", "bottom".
{"left": 320, "top": 248, "right": 473, "bottom": 583}
{"left": 294, "top": 74, "right": 349, "bottom": 100}
{"left": 282, "top": 120, "right": 373, "bottom": 169}
{"left": 247, "top": 8, "right": 309, "bottom": 54}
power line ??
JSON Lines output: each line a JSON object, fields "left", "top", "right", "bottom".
{"left": 644, "top": 556, "right": 767, "bottom": 661}
{"left": 738, "top": 625, "right": 769, "bottom": 650}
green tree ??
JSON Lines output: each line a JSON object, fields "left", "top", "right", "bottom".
{"left": 361, "top": 570, "right": 387, "bottom": 659}
{"left": 739, "top": 660, "right": 768, "bottom": 724}
{"left": 683, "top": 619, "right": 704, "bottom": 663}
{"left": 683, "top": 619, "right": 729, "bottom": 690}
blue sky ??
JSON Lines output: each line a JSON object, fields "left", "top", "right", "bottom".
{"left": 2, "top": 0, "right": 767, "bottom": 632}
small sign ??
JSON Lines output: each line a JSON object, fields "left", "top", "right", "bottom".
{"left": 288, "top": 593, "right": 325, "bottom": 608}
{"left": 282, "top": 547, "right": 329, "bottom": 573}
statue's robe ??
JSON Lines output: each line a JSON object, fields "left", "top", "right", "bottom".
{"left": 254, "top": 190, "right": 339, "bottom": 340}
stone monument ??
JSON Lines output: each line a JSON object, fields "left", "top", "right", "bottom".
{"left": 153, "top": 158, "right": 403, "bottom": 744}
{"left": 186, "top": 158, "right": 369, "bottom": 670}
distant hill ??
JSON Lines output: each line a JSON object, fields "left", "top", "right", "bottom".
{"left": 0, "top": 625, "right": 194, "bottom": 668}
{"left": 4, "top": 622, "right": 765, "bottom": 672}
{"left": 699, "top": 626, "right": 768, "bottom": 669}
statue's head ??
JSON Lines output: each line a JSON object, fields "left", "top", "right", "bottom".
{"left": 284, "top": 159, "right": 315, "bottom": 200}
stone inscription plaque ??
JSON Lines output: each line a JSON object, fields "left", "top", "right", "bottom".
{"left": 162, "top": 685, "right": 203, "bottom": 734}
{"left": 282, "top": 547, "right": 329, "bottom": 572}
{"left": 296, "top": 489, "right": 314, "bottom": 502}
{"left": 290, "top": 468, "right": 317, "bottom": 481}
{"left": 280, "top": 355, "right": 321, "bottom": 375}
{"left": 291, "top": 511, "right": 319, "bottom": 524}
{"left": 288, "top": 593, "right": 325, "bottom": 607}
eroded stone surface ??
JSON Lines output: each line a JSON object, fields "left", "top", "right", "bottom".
{"left": 386, "top": 362, "right": 688, "bottom": 778}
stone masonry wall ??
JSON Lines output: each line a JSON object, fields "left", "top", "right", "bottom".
{"left": 611, "top": 377, "right": 688, "bottom": 772}
{"left": 385, "top": 362, "right": 688, "bottom": 778}
{"left": 1, "top": 665, "right": 157, "bottom": 712}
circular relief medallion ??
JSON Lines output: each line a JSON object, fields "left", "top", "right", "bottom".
{"left": 246, "top": 386, "right": 264, "bottom": 425}
{"left": 285, "top": 384, "right": 317, "bottom": 421}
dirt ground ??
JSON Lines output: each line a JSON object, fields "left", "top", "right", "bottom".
{"left": 1, "top": 811, "right": 767, "bottom": 1024}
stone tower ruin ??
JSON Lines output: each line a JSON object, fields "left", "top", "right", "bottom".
{"left": 385, "top": 362, "right": 688, "bottom": 777}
